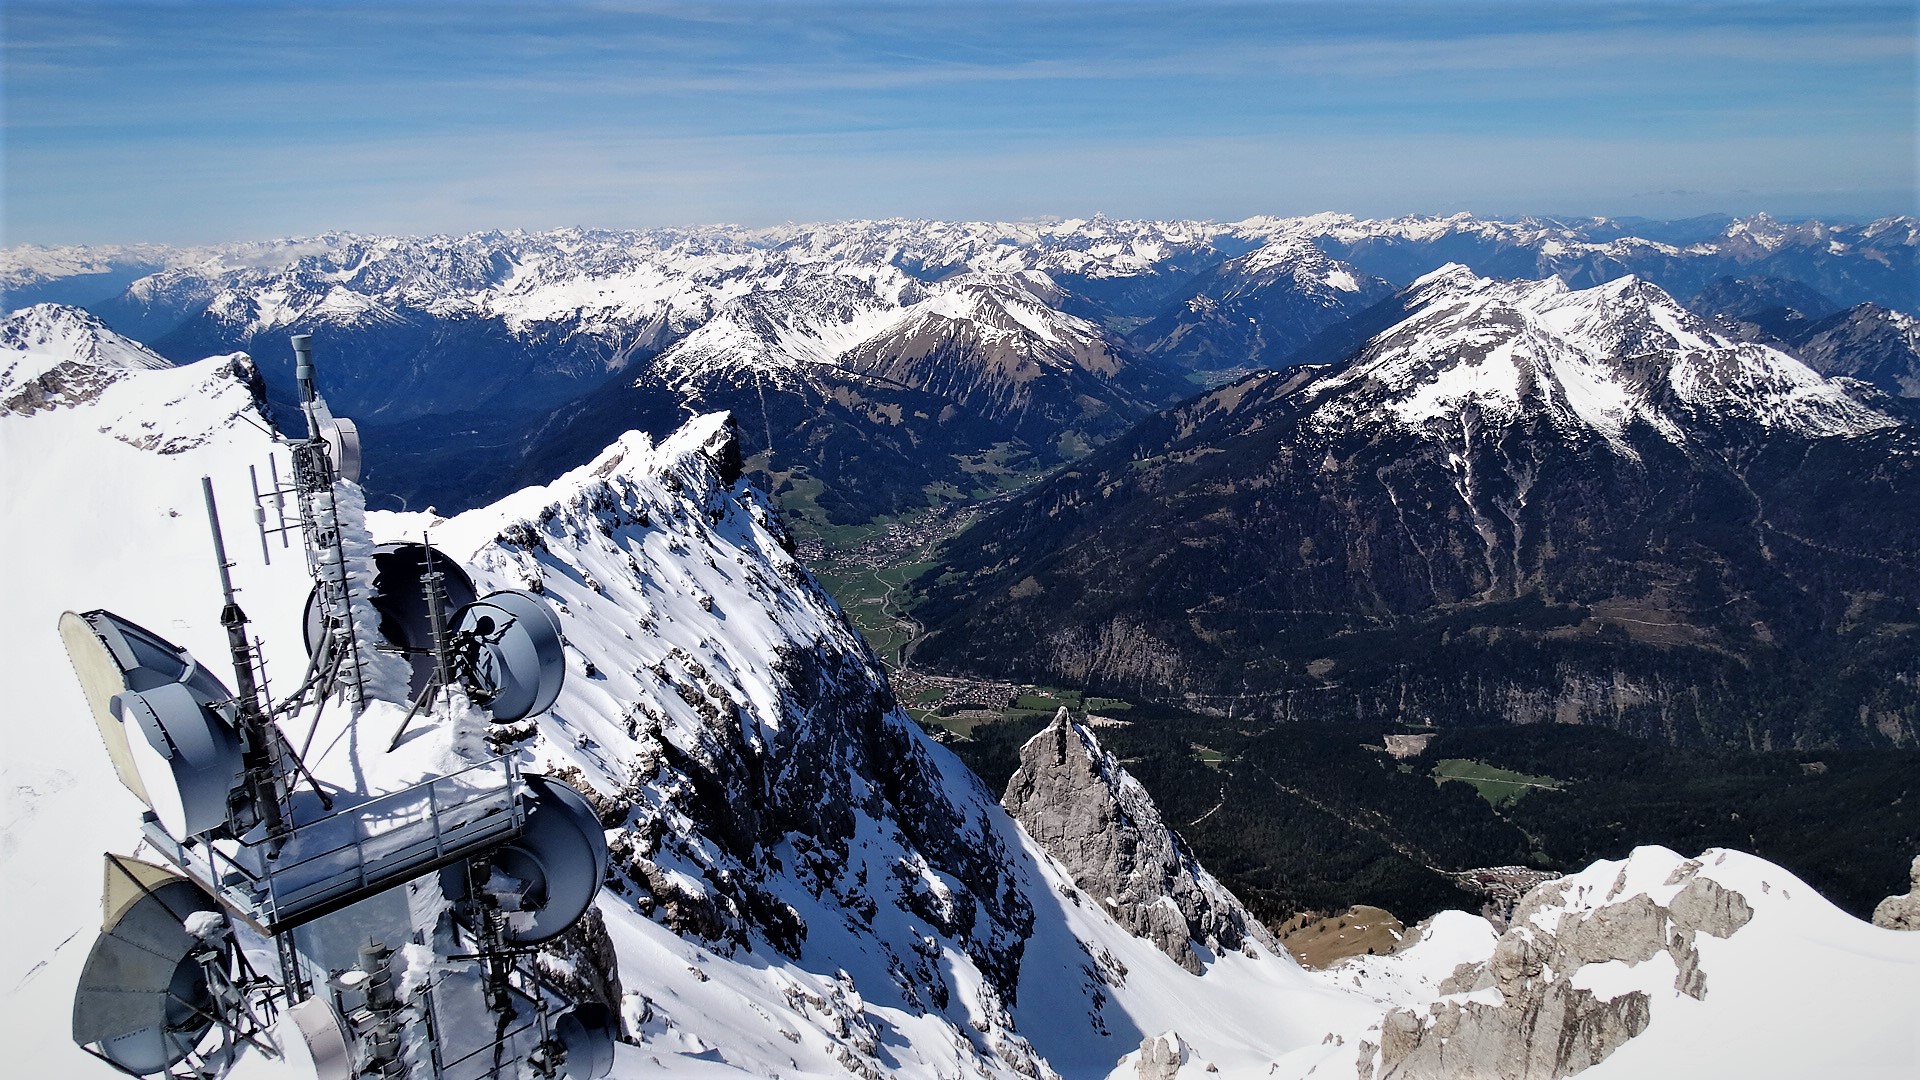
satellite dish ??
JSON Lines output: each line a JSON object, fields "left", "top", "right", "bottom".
{"left": 276, "top": 998, "right": 355, "bottom": 1080}
{"left": 60, "top": 611, "right": 246, "bottom": 837}
{"left": 302, "top": 542, "right": 477, "bottom": 696}
{"left": 72, "top": 856, "right": 225, "bottom": 1075}
{"left": 444, "top": 774, "right": 608, "bottom": 945}
{"left": 454, "top": 589, "right": 566, "bottom": 722}
{"left": 554, "top": 1002, "right": 617, "bottom": 1079}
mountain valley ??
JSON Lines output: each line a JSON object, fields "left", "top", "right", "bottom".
{"left": 910, "top": 265, "right": 1920, "bottom": 753}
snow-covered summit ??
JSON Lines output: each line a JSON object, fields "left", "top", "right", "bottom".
{"left": 1307, "top": 268, "right": 1899, "bottom": 453}
{"left": 1, "top": 302, "right": 262, "bottom": 456}
{"left": 1236, "top": 236, "right": 1373, "bottom": 294}
{"left": 1, "top": 302, "right": 174, "bottom": 407}
{"left": 645, "top": 265, "right": 921, "bottom": 388}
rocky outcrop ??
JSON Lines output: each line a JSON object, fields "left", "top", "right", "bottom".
{"left": 1872, "top": 856, "right": 1920, "bottom": 930}
{"left": 1453, "top": 866, "right": 1563, "bottom": 930}
{"left": 1131, "top": 1031, "right": 1212, "bottom": 1080}
{"left": 1003, "top": 708, "right": 1278, "bottom": 973}
{"left": 1382, "top": 734, "right": 1434, "bottom": 760}
{"left": 1367, "top": 857, "right": 1753, "bottom": 1079}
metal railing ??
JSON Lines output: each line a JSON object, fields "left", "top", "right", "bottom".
{"left": 157, "top": 756, "right": 528, "bottom": 933}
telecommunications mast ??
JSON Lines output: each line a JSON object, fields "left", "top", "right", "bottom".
{"left": 62, "top": 334, "right": 616, "bottom": 1080}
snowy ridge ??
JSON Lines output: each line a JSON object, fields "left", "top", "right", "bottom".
{"left": 1, "top": 303, "right": 175, "bottom": 406}
{"left": 1219, "top": 236, "right": 1373, "bottom": 297}
{"left": 1245, "top": 212, "right": 1686, "bottom": 259}
{"left": 1240, "top": 210, "right": 1920, "bottom": 265}
{"left": 1306, "top": 267, "right": 1898, "bottom": 453}
{"left": 0, "top": 303, "right": 262, "bottom": 453}
{"left": 646, "top": 265, "right": 922, "bottom": 388}
{"left": 853, "top": 271, "right": 1122, "bottom": 372}
{"left": 362, "top": 413, "right": 1380, "bottom": 1079}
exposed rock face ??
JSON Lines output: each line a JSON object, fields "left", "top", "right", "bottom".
{"left": 1791, "top": 304, "right": 1920, "bottom": 400}
{"left": 1382, "top": 734, "right": 1434, "bottom": 760}
{"left": 1133, "top": 1031, "right": 1206, "bottom": 1080}
{"left": 1453, "top": 866, "right": 1563, "bottom": 931}
{"left": 1367, "top": 857, "right": 1753, "bottom": 1079}
{"left": 1872, "top": 856, "right": 1920, "bottom": 930}
{"left": 1003, "top": 708, "right": 1279, "bottom": 973}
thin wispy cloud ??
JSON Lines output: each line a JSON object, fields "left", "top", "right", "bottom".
{"left": 3, "top": 1, "right": 1913, "bottom": 244}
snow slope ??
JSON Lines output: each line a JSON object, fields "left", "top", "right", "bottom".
{"left": 1339, "top": 846, "right": 1920, "bottom": 1080}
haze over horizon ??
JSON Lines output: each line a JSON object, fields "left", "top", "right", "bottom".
{"left": 3, "top": 1, "right": 1915, "bottom": 247}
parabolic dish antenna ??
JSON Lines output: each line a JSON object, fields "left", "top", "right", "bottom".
{"left": 455, "top": 589, "right": 566, "bottom": 723}
{"left": 302, "top": 542, "right": 477, "bottom": 696}
{"left": 60, "top": 610, "right": 246, "bottom": 838}
{"left": 554, "top": 1002, "right": 618, "bottom": 1079}
{"left": 444, "top": 774, "right": 608, "bottom": 945}
{"left": 115, "top": 681, "right": 247, "bottom": 839}
{"left": 72, "top": 856, "right": 226, "bottom": 1076}
{"left": 275, "top": 997, "right": 355, "bottom": 1080}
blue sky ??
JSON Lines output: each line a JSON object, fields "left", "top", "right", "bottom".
{"left": 3, "top": 1, "right": 1914, "bottom": 244}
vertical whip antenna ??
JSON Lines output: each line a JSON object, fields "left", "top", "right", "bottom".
{"left": 202, "top": 476, "right": 290, "bottom": 849}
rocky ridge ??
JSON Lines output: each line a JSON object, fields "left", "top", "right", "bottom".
{"left": 1003, "top": 708, "right": 1279, "bottom": 974}
{"left": 1359, "top": 849, "right": 1755, "bottom": 1080}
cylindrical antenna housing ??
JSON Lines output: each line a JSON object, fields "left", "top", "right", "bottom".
{"left": 291, "top": 334, "right": 315, "bottom": 403}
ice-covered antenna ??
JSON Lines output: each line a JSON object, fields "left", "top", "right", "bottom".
{"left": 275, "top": 333, "right": 374, "bottom": 709}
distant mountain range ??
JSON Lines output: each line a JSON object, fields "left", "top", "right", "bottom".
{"left": 910, "top": 266, "right": 1920, "bottom": 749}
{"left": 4, "top": 212, "right": 1913, "bottom": 520}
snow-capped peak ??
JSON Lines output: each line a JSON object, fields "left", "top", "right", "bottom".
{"left": 1407, "top": 261, "right": 1481, "bottom": 292}
{"left": 1308, "top": 269, "right": 1899, "bottom": 453}
{"left": 1, "top": 303, "right": 173, "bottom": 405}
{"left": 1235, "top": 236, "right": 1371, "bottom": 294}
